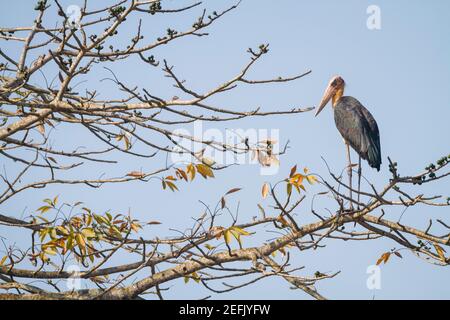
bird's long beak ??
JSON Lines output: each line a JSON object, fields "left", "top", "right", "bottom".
{"left": 315, "top": 83, "right": 336, "bottom": 117}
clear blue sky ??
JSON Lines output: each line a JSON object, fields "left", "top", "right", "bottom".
{"left": 1, "top": 0, "right": 449, "bottom": 299}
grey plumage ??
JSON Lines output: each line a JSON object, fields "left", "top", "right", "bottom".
{"left": 334, "top": 96, "right": 381, "bottom": 171}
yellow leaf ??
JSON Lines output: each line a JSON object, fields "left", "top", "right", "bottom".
{"left": 82, "top": 207, "right": 91, "bottom": 214}
{"left": 75, "top": 233, "right": 86, "bottom": 250}
{"left": 81, "top": 228, "right": 96, "bottom": 238}
{"left": 130, "top": 222, "right": 141, "bottom": 232}
{"left": 196, "top": 163, "right": 214, "bottom": 178}
{"left": 93, "top": 214, "right": 108, "bottom": 225}
{"left": 110, "top": 225, "right": 122, "bottom": 238}
{"left": 39, "top": 228, "right": 49, "bottom": 242}
{"left": 43, "top": 247, "right": 57, "bottom": 256}
{"left": 434, "top": 243, "right": 446, "bottom": 262}
{"left": 176, "top": 168, "right": 188, "bottom": 181}
{"left": 54, "top": 238, "right": 65, "bottom": 249}
{"left": 85, "top": 214, "right": 93, "bottom": 226}
{"left": 229, "top": 229, "right": 242, "bottom": 247}
{"left": 56, "top": 226, "right": 69, "bottom": 236}
{"left": 201, "top": 157, "right": 216, "bottom": 166}
{"left": 306, "top": 175, "right": 318, "bottom": 184}
{"left": 37, "top": 205, "right": 52, "bottom": 214}
{"left": 290, "top": 173, "right": 304, "bottom": 185}
{"left": 224, "top": 227, "right": 251, "bottom": 248}
{"left": 50, "top": 228, "right": 58, "bottom": 240}
{"left": 192, "top": 272, "right": 201, "bottom": 283}
{"left": 376, "top": 252, "right": 391, "bottom": 265}
{"left": 66, "top": 235, "right": 74, "bottom": 250}
{"left": 183, "top": 272, "right": 201, "bottom": 284}
{"left": 165, "top": 180, "right": 179, "bottom": 192}
{"left": 0, "top": 256, "right": 7, "bottom": 266}
{"left": 224, "top": 230, "right": 232, "bottom": 245}
{"left": 231, "top": 226, "right": 250, "bottom": 236}
{"left": 39, "top": 252, "right": 49, "bottom": 263}
{"left": 262, "top": 183, "right": 269, "bottom": 199}
{"left": 187, "top": 164, "right": 196, "bottom": 181}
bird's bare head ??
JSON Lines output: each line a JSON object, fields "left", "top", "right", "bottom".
{"left": 315, "top": 75, "right": 345, "bottom": 116}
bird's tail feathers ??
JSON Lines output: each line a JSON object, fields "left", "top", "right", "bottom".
{"left": 367, "top": 139, "right": 381, "bottom": 171}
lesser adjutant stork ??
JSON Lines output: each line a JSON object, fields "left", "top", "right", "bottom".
{"left": 315, "top": 75, "right": 381, "bottom": 209}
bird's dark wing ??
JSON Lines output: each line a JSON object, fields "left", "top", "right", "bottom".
{"left": 334, "top": 96, "right": 381, "bottom": 171}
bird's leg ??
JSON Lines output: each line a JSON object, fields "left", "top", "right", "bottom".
{"left": 357, "top": 155, "right": 362, "bottom": 210}
{"left": 345, "top": 142, "right": 354, "bottom": 210}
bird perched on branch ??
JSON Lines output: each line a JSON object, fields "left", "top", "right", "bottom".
{"left": 315, "top": 75, "right": 381, "bottom": 209}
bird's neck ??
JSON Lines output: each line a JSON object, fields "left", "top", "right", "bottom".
{"left": 332, "top": 87, "right": 344, "bottom": 108}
